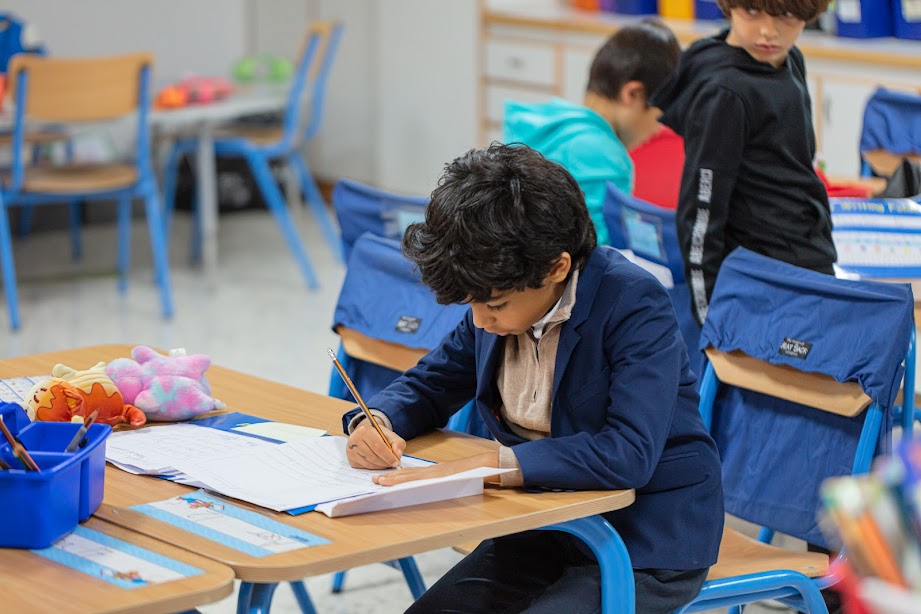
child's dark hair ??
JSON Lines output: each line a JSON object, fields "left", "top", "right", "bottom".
{"left": 586, "top": 19, "right": 680, "bottom": 102}
{"left": 717, "top": 0, "right": 830, "bottom": 21}
{"left": 402, "top": 143, "right": 597, "bottom": 305}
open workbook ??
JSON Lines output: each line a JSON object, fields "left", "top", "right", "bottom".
{"left": 105, "top": 422, "right": 507, "bottom": 517}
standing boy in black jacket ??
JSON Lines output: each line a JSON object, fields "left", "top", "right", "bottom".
{"left": 652, "top": 0, "right": 835, "bottom": 325}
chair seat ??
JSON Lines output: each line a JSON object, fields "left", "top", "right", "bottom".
{"left": 864, "top": 150, "right": 921, "bottom": 178}
{"left": 452, "top": 541, "right": 480, "bottom": 556}
{"left": 706, "top": 527, "right": 829, "bottom": 581}
{"left": 215, "top": 124, "right": 285, "bottom": 146}
{"left": 9, "top": 163, "right": 139, "bottom": 193}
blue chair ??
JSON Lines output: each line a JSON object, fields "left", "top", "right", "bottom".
{"left": 1, "top": 52, "right": 173, "bottom": 331}
{"left": 675, "top": 248, "right": 915, "bottom": 614}
{"left": 162, "top": 21, "right": 344, "bottom": 287}
{"left": 331, "top": 178, "right": 428, "bottom": 263}
{"left": 603, "top": 183, "right": 703, "bottom": 378}
{"left": 860, "top": 87, "right": 921, "bottom": 178}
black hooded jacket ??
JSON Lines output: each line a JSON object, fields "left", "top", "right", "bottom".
{"left": 651, "top": 32, "right": 836, "bottom": 324}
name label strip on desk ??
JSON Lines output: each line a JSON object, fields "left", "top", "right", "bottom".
{"left": 132, "top": 490, "right": 330, "bottom": 557}
{"left": 31, "top": 526, "right": 203, "bottom": 589}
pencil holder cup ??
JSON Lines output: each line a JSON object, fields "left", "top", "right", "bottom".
{"left": 0, "top": 421, "right": 111, "bottom": 548}
{"left": 0, "top": 401, "right": 30, "bottom": 436}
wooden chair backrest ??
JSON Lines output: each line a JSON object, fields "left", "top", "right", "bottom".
{"left": 705, "top": 347, "right": 872, "bottom": 418}
{"left": 336, "top": 326, "right": 427, "bottom": 373}
{"left": 302, "top": 21, "right": 337, "bottom": 82}
{"left": 8, "top": 52, "right": 153, "bottom": 122}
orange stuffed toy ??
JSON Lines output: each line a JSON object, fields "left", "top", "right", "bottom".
{"left": 25, "top": 378, "right": 86, "bottom": 423}
{"left": 41, "top": 362, "right": 147, "bottom": 427}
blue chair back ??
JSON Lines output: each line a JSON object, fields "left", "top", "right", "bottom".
{"left": 331, "top": 179, "right": 428, "bottom": 262}
{"left": 332, "top": 233, "right": 490, "bottom": 438}
{"left": 860, "top": 87, "right": 921, "bottom": 177}
{"left": 276, "top": 21, "right": 343, "bottom": 150}
{"left": 600, "top": 182, "right": 629, "bottom": 250}
{"left": 699, "top": 247, "right": 914, "bottom": 548}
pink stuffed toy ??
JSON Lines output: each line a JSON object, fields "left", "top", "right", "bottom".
{"left": 106, "top": 346, "right": 226, "bottom": 422}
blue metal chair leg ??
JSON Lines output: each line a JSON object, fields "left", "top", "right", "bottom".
{"left": 142, "top": 189, "right": 175, "bottom": 319}
{"left": 247, "top": 154, "right": 318, "bottom": 289}
{"left": 537, "top": 516, "right": 634, "bottom": 614}
{"left": 162, "top": 144, "right": 184, "bottom": 239}
{"left": 68, "top": 200, "right": 83, "bottom": 261}
{"left": 117, "top": 195, "right": 132, "bottom": 292}
{"left": 289, "top": 151, "right": 341, "bottom": 262}
{"left": 289, "top": 580, "right": 318, "bottom": 614}
{"left": 0, "top": 200, "right": 21, "bottom": 330}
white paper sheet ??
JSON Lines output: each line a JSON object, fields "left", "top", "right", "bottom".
{"left": 105, "top": 423, "right": 275, "bottom": 475}
{"left": 170, "top": 435, "right": 435, "bottom": 511}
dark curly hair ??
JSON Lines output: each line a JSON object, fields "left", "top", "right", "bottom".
{"left": 717, "top": 0, "right": 830, "bottom": 21}
{"left": 402, "top": 143, "right": 597, "bottom": 305}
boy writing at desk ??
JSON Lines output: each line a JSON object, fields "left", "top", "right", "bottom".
{"left": 651, "top": 0, "right": 836, "bottom": 326}
{"left": 343, "top": 144, "right": 723, "bottom": 613}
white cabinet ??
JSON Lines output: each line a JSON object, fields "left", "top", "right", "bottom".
{"left": 561, "top": 47, "right": 596, "bottom": 103}
{"left": 819, "top": 79, "right": 879, "bottom": 177}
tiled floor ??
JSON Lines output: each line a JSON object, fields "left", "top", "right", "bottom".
{"left": 3, "top": 207, "right": 792, "bottom": 613}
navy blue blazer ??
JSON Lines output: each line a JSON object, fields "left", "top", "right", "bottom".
{"left": 343, "top": 247, "right": 723, "bottom": 570}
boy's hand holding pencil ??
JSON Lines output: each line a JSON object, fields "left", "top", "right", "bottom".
{"left": 346, "top": 420, "right": 406, "bottom": 470}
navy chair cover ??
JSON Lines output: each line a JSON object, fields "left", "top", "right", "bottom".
{"left": 331, "top": 179, "right": 428, "bottom": 263}
{"left": 701, "top": 247, "right": 914, "bottom": 546}
{"left": 332, "top": 233, "right": 491, "bottom": 439}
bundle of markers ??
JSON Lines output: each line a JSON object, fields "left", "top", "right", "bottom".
{"left": 821, "top": 434, "right": 921, "bottom": 610}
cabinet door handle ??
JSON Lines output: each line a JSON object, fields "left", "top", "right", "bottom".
{"left": 507, "top": 56, "right": 524, "bottom": 70}
{"left": 824, "top": 98, "right": 831, "bottom": 125}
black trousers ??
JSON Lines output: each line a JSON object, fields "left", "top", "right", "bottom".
{"left": 405, "top": 531, "right": 708, "bottom": 614}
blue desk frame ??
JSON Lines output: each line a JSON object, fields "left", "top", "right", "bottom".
{"left": 234, "top": 515, "right": 634, "bottom": 614}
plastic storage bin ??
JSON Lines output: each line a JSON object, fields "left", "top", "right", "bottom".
{"left": 836, "top": 0, "right": 894, "bottom": 38}
{"left": 894, "top": 0, "right": 921, "bottom": 40}
{"left": 695, "top": 0, "right": 724, "bottom": 20}
{"left": 660, "top": 0, "right": 694, "bottom": 18}
{"left": 602, "top": 0, "right": 657, "bottom": 13}
{"left": 0, "top": 420, "right": 111, "bottom": 548}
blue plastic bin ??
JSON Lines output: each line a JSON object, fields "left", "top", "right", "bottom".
{"left": 836, "top": 0, "right": 894, "bottom": 38}
{"left": 0, "top": 421, "right": 111, "bottom": 548}
{"left": 695, "top": 0, "right": 724, "bottom": 19}
{"left": 16, "top": 422, "right": 111, "bottom": 521}
{"left": 606, "top": 0, "right": 658, "bottom": 14}
{"left": 0, "top": 401, "right": 30, "bottom": 436}
{"left": 894, "top": 0, "right": 921, "bottom": 40}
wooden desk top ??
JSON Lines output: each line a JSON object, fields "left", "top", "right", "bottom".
{"left": 0, "top": 517, "right": 234, "bottom": 614}
{"left": 0, "top": 345, "right": 634, "bottom": 584}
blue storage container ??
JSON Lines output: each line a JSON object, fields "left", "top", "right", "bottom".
{"left": 836, "top": 0, "right": 894, "bottom": 38}
{"left": 894, "top": 0, "right": 921, "bottom": 40}
{"left": 0, "top": 401, "right": 30, "bottom": 436}
{"left": 0, "top": 421, "right": 111, "bottom": 547}
{"left": 608, "top": 0, "right": 658, "bottom": 15}
{"left": 16, "top": 422, "right": 111, "bottom": 521}
{"left": 695, "top": 0, "right": 724, "bottom": 19}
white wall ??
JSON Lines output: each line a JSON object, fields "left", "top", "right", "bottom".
{"left": 5, "top": 0, "right": 248, "bottom": 87}
{"left": 8, "top": 0, "right": 479, "bottom": 195}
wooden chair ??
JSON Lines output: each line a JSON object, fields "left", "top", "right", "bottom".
{"left": 1, "top": 53, "right": 172, "bottom": 330}
{"left": 161, "top": 21, "right": 344, "bottom": 284}
{"left": 860, "top": 87, "right": 921, "bottom": 178}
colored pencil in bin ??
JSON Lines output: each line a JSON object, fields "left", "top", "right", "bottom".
{"left": 0, "top": 417, "right": 38, "bottom": 471}
{"left": 65, "top": 409, "right": 99, "bottom": 453}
